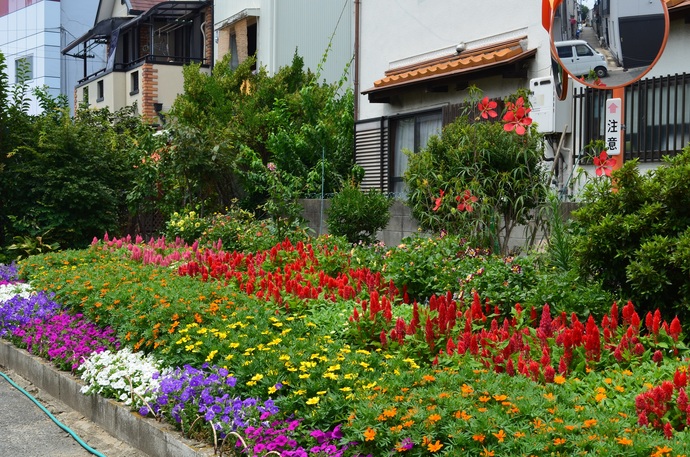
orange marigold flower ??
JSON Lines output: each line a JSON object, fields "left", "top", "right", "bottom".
{"left": 583, "top": 419, "right": 597, "bottom": 428}
{"left": 423, "top": 375, "right": 436, "bottom": 382}
{"left": 514, "top": 431, "right": 525, "bottom": 438}
{"left": 553, "top": 438, "right": 566, "bottom": 445}
{"left": 492, "top": 430, "right": 506, "bottom": 443}
{"left": 481, "top": 448, "right": 495, "bottom": 457}
{"left": 554, "top": 375, "right": 566, "bottom": 384}
{"left": 455, "top": 410, "right": 472, "bottom": 420}
{"left": 492, "top": 394, "right": 507, "bottom": 402}
{"left": 427, "top": 440, "right": 443, "bottom": 453}
{"left": 384, "top": 407, "right": 397, "bottom": 418}
{"left": 473, "top": 434, "right": 486, "bottom": 443}
{"left": 616, "top": 437, "right": 633, "bottom": 446}
{"left": 427, "top": 414, "right": 442, "bottom": 423}
{"left": 479, "top": 395, "right": 491, "bottom": 403}
{"left": 364, "top": 427, "right": 376, "bottom": 441}
{"left": 461, "top": 384, "right": 474, "bottom": 395}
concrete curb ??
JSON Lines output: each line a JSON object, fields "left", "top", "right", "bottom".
{"left": 0, "top": 340, "right": 215, "bottom": 457}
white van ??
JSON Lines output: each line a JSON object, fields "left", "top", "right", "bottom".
{"left": 554, "top": 40, "right": 608, "bottom": 78}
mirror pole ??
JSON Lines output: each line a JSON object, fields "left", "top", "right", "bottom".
{"left": 612, "top": 86, "right": 625, "bottom": 172}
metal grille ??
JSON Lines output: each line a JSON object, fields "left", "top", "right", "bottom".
{"left": 573, "top": 73, "right": 690, "bottom": 163}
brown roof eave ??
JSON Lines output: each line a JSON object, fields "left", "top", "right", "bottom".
{"left": 362, "top": 48, "right": 537, "bottom": 102}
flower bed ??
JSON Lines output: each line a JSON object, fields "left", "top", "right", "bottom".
{"left": 3, "top": 235, "right": 690, "bottom": 456}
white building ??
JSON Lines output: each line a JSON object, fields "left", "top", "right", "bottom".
{"left": 214, "top": 0, "right": 354, "bottom": 85}
{"left": 0, "top": 0, "right": 97, "bottom": 114}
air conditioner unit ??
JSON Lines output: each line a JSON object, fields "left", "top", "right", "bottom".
{"left": 529, "top": 76, "right": 571, "bottom": 134}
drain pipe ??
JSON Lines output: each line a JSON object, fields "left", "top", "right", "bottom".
{"left": 354, "top": 0, "right": 360, "bottom": 121}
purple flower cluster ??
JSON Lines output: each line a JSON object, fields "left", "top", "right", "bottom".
{"left": 141, "top": 364, "right": 279, "bottom": 438}
{"left": 0, "top": 262, "right": 19, "bottom": 282}
{"left": 0, "top": 291, "right": 62, "bottom": 337}
{"left": 12, "top": 312, "right": 120, "bottom": 371}
{"left": 240, "top": 421, "right": 352, "bottom": 457}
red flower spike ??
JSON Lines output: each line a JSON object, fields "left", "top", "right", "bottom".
{"left": 670, "top": 317, "right": 682, "bottom": 342}
{"left": 477, "top": 96, "right": 498, "bottom": 119}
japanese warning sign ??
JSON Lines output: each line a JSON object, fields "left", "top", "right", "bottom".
{"left": 605, "top": 98, "right": 622, "bottom": 156}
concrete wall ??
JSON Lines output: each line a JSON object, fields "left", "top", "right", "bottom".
{"left": 300, "top": 198, "right": 419, "bottom": 247}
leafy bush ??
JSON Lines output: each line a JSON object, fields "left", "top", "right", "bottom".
{"left": 405, "top": 90, "right": 549, "bottom": 254}
{"left": 378, "top": 234, "right": 612, "bottom": 317}
{"left": 573, "top": 146, "right": 690, "bottom": 320}
{"left": 327, "top": 184, "right": 392, "bottom": 244}
{"left": 164, "top": 208, "right": 210, "bottom": 244}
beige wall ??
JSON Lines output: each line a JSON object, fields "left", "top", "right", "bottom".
{"left": 75, "top": 72, "right": 126, "bottom": 111}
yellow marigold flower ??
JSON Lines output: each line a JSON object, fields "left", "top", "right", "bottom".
{"left": 306, "top": 397, "right": 320, "bottom": 405}
{"left": 251, "top": 373, "right": 264, "bottom": 382}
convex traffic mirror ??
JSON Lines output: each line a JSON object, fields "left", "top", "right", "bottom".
{"left": 550, "top": 0, "right": 669, "bottom": 90}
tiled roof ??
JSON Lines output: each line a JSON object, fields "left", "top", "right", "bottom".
{"left": 364, "top": 37, "right": 535, "bottom": 94}
{"left": 129, "top": 0, "right": 169, "bottom": 13}
{"left": 667, "top": 0, "right": 690, "bottom": 8}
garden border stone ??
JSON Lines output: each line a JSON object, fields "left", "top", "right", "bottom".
{"left": 0, "top": 340, "right": 215, "bottom": 457}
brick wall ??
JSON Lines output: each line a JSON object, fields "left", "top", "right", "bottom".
{"left": 141, "top": 63, "right": 158, "bottom": 122}
{"left": 204, "top": 7, "right": 213, "bottom": 64}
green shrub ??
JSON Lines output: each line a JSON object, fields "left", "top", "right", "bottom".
{"left": 404, "top": 90, "right": 549, "bottom": 254}
{"left": 573, "top": 146, "right": 690, "bottom": 320}
{"left": 327, "top": 184, "right": 392, "bottom": 244}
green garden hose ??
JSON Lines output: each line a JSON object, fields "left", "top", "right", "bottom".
{"left": 0, "top": 369, "right": 108, "bottom": 457}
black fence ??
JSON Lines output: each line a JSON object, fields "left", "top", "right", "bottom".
{"left": 573, "top": 73, "right": 690, "bottom": 163}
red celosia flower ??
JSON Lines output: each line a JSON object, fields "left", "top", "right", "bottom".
{"left": 502, "top": 97, "right": 532, "bottom": 135}
{"left": 592, "top": 151, "right": 616, "bottom": 177}
{"left": 670, "top": 317, "right": 682, "bottom": 342}
{"left": 477, "top": 96, "right": 498, "bottom": 119}
{"left": 456, "top": 190, "right": 478, "bottom": 212}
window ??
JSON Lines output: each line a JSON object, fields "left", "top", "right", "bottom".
{"left": 230, "top": 33, "right": 239, "bottom": 69}
{"left": 15, "top": 56, "right": 33, "bottom": 83}
{"left": 97, "top": 81, "right": 104, "bottom": 102}
{"left": 575, "top": 44, "right": 593, "bottom": 57}
{"left": 130, "top": 71, "right": 139, "bottom": 95}
{"left": 556, "top": 45, "right": 573, "bottom": 58}
{"left": 390, "top": 110, "right": 442, "bottom": 195}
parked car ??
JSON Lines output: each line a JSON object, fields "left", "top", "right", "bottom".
{"left": 554, "top": 40, "right": 608, "bottom": 78}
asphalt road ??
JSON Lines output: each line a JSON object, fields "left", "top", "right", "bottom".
{"left": 0, "top": 366, "right": 149, "bottom": 457}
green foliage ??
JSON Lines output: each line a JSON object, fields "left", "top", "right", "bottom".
{"left": 327, "top": 184, "right": 392, "bottom": 244}
{"left": 162, "top": 53, "right": 354, "bottom": 216}
{"left": 544, "top": 193, "right": 576, "bottom": 272}
{"left": 573, "top": 146, "right": 690, "bottom": 320}
{"left": 7, "top": 231, "right": 60, "bottom": 260}
{"left": 375, "top": 233, "right": 612, "bottom": 317}
{"left": 405, "top": 89, "right": 548, "bottom": 254}
{"left": 163, "top": 208, "right": 210, "bottom": 244}
{"left": 0, "top": 89, "right": 144, "bottom": 249}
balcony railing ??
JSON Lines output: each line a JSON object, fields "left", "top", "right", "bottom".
{"left": 78, "top": 54, "right": 208, "bottom": 85}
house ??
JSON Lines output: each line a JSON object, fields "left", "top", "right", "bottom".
{"left": 354, "top": 0, "right": 688, "bottom": 200}
{"left": 213, "top": 0, "right": 353, "bottom": 85}
{"left": 61, "top": 0, "right": 213, "bottom": 122}
{"left": 354, "top": 0, "right": 550, "bottom": 195}
{"left": 0, "top": 0, "right": 96, "bottom": 115}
